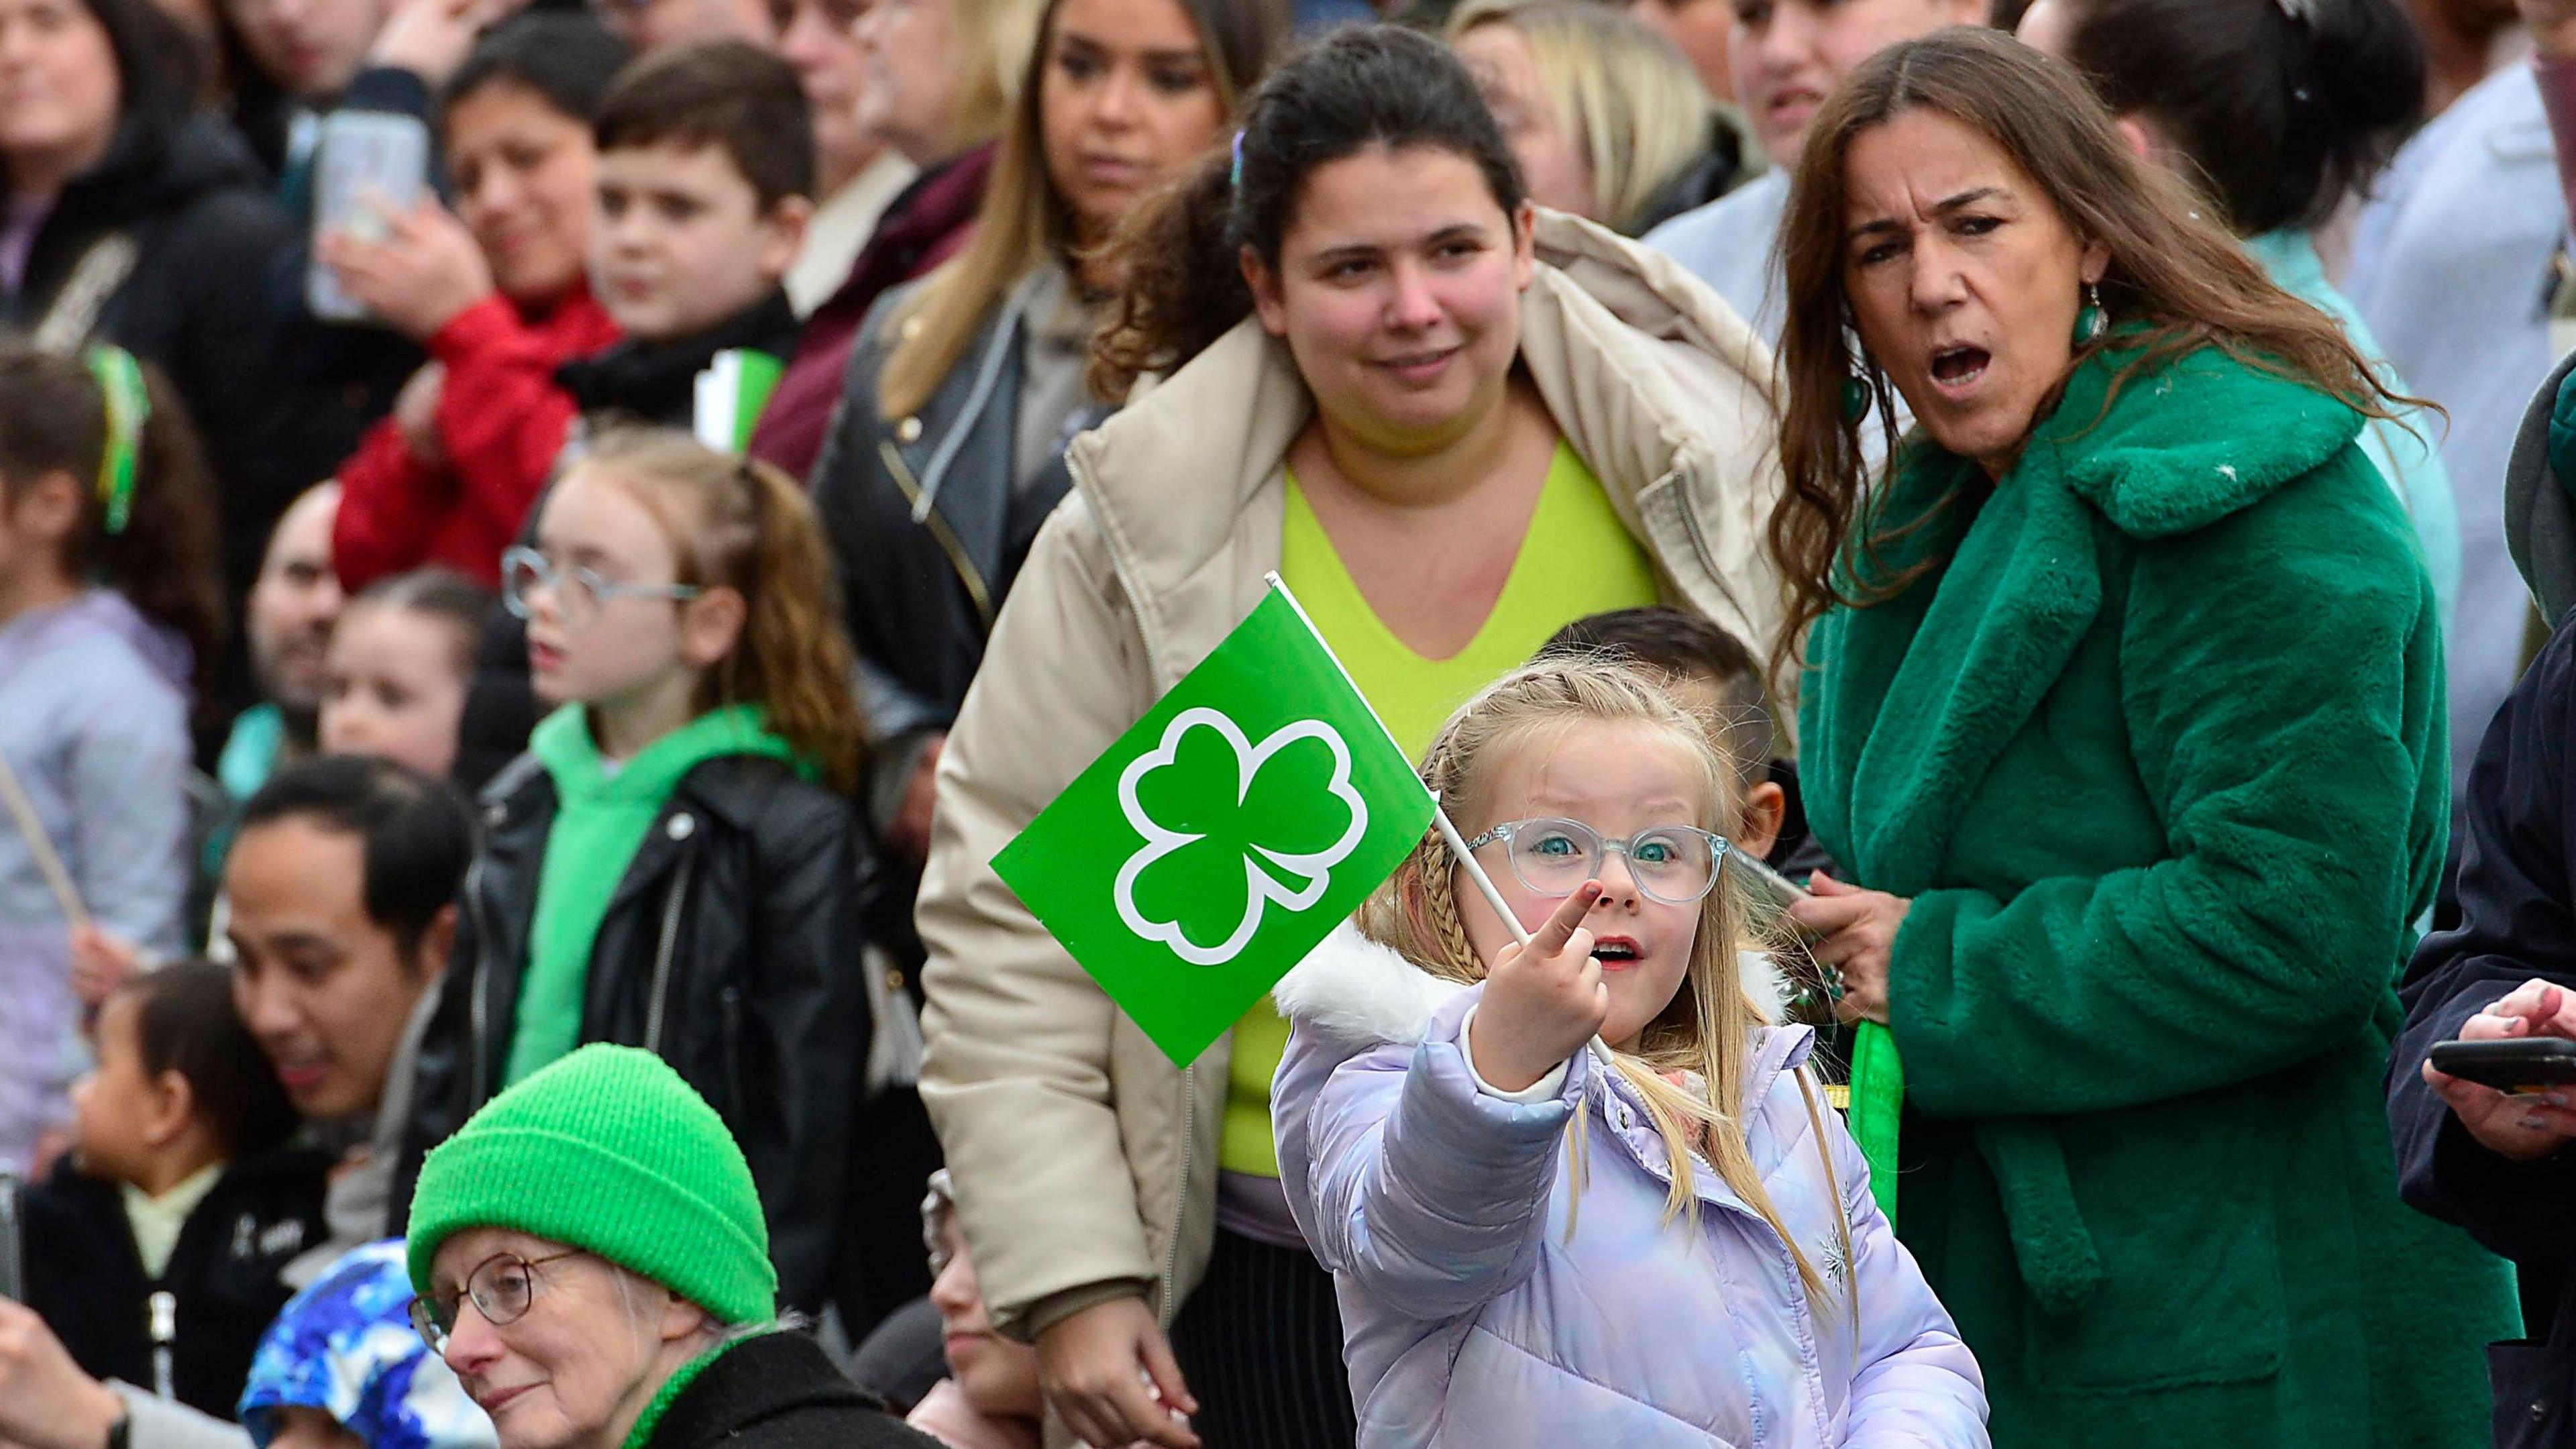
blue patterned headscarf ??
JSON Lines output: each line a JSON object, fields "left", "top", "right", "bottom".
{"left": 238, "top": 1241, "right": 496, "bottom": 1449}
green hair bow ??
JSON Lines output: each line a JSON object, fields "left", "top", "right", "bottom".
{"left": 85, "top": 346, "right": 149, "bottom": 537}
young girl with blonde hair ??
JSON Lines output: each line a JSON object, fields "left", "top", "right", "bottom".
{"left": 400, "top": 425, "right": 874, "bottom": 1319}
{"left": 1271, "top": 658, "right": 1987, "bottom": 1446}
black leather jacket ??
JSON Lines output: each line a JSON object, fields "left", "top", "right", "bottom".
{"left": 808, "top": 278, "right": 1085, "bottom": 753}
{"left": 808, "top": 277, "right": 1091, "bottom": 971}
{"left": 394, "top": 751, "right": 870, "bottom": 1313}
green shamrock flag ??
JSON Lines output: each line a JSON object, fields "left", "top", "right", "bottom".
{"left": 993, "top": 579, "right": 1436, "bottom": 1065}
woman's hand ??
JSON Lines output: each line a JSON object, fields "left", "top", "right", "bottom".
{"left": 394, "top": 363, "right": 449, "bottom": 469}
{"left": 1034, "top": 1295, "right": 1199, "bottom": 1449}
{"left": 1788, "top": 872, "right": 1913, "bottom": 1026}
{"left": 890, "top": 732, "right": 946, "bottom": 865}
{"left": 368, "top": 0, "right": 528, "bottom": 84}
{"left": 319, "top": 200, "right": 495, "bottom": 344}
{"left": 1470, "top": 883, "right": 1607, "bottom": 1091}
{"left": 2422, "top": 979, "right": 2576, "bottom": 1163}
{"left": 0, "top": 1303, "right": 122, "bottom": 1449}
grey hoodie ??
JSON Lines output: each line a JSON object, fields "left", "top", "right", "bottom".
{"left": 0, "top": 589, "right": 191, "bottom": 1174}
{"left": 2504, "top": 350, "right": 2576, "bottom": 629}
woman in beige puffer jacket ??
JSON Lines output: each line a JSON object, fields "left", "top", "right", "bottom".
{"left": 915, "top": 26, "right": 1787, "bottom": 1449}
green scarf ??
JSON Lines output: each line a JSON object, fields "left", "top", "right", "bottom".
{"left": 1845, "top": 1020, "right": 1904, "bottom": 1227}
{"left": 621, "top": 1332, "right": 765, "bottom": 1449}
{"left": 504, "top": 704, "right": 801, "bottom": 1086}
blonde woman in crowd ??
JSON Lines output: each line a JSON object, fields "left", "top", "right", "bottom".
{"left": 1449, "top": 0, "right": 1757, "bottom": 235}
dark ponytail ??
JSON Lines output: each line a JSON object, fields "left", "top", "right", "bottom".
{"left": 0, "top": 344, "right": 224, "bottom": 706}
{"left": 1091, "top": 24, "right": 1525, "bottom": 402}
{"left": 2052, "top": 0, "right": 2422, "bottom": 235}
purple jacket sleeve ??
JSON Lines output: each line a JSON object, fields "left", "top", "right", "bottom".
{"left": 67, "top": 677, "right": 189, "bottom": 958}
{"left": 1276, "top": 988, "right": 1589, "bottom": 1323}
{"left": 1825, "top": 1086, "right": 1991, "bottom": 1446}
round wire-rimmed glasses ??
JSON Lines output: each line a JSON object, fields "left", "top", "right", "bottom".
{"left": 409, "top": 1248, "right": 585, "bottom": 1353}
{"left": 1461, "top": 817, "right": 1732, "bottom": 905}
{"left": 499, "top": 545, "right": 702, "bottom": 632}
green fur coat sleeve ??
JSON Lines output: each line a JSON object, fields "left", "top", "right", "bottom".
{"left": 1803, "top": 343, "right": 2447, "bottom": 1122}
{"left": 1890, "top": 452, "right": 2446, "bottom": 1118}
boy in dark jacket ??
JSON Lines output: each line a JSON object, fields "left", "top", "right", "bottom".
{"left": 18, "top": 961, "right": 328, "bottom": 1422}
{"left": 329, "top": 38, "right": 813, "bottom": 602}
{"left": 558, "top": 40, "right": 810, "bottom": 433}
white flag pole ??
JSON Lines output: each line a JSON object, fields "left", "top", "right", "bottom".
{"left": 0, "top": 746, "right": 88, "bottom": 931}
{"left": 1262, "top": 572, "right": 1615, "bottom": 1071}
{"left": 1435, "top": 806, "right": 1529, "bottom": 949}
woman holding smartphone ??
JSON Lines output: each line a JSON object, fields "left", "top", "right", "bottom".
{"left": 0, "top": 0, "right": 374, "bottom": 618}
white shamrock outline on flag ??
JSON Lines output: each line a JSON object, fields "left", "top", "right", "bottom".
{"left": 1112, "top": 707, "right": 1370, "bottom": 967}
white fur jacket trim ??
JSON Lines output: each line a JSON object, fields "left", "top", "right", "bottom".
{"left": 1269, "top": 925, "right": 1466, "bottom": 1051}
{"left": 1269, "top": 924, "right": 1794, "bottom": 1051}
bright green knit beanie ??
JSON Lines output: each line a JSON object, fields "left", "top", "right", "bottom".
{"left": 405, "top": 1044, "right": 777, "bottom": 1325}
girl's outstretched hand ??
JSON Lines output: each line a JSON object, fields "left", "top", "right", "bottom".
{"left": 1470, "top": 883, "right": 1608, "bottom": 1092}
{"left": 67, "top": 925, "right": 139, "bottom": 1014}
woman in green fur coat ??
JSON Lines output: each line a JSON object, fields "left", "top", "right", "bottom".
{"left": 1766, "top": 31, "right": 2516, "bottom": 1448}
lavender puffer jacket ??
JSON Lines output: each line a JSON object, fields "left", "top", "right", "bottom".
{"left": 1271, "top": 928, "right": 1988, "bottom": 1448}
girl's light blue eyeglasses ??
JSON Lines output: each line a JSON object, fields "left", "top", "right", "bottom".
{"left": 1461, "top": 817, "right": 1731, "bottom": 905}
{"left": 500, "top": 545, "right": 702, "bottom": 632}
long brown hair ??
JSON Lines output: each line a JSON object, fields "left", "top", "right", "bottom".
{"left": 575, "top": 427, "right": 867, "bottom": 793}
{"left": 1768, "top": 28, "right": 2410, "bottom": 674}
{"left": 1359, "top": 658, "right": 1851, "bottom": 1316}
{"left": 0, "top": 344, "right": 224, "bottom": 708}
{"left": 877, "top": 0, "right": 1285, "bottom": 421}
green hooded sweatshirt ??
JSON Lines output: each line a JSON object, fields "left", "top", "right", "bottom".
{"left": 503, "top": 703, "right": 800, "bottom": 1087}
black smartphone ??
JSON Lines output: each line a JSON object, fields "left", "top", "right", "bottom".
{"left": 0, "top": 1172, "right": 22, "bottom": 1301}
{"left": 2428, "top": 1038, "right": 2576, "bottom": 1095}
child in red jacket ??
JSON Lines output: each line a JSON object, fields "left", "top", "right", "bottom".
{"left": 329, "top": 31, "right": 812, "bottom": 595}
{"left": 324, "top": 16, "right": 630, "bottom": 592}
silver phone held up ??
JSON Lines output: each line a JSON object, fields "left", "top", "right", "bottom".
{"left": 306, "top": 110, "right": 431, "bottom": 324}
{"left": 1729, "top": 848, "right": 1812, "bottom": 919}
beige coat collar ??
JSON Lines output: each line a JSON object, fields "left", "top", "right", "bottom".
{"left": 1062, "top": 209, "right": 1788, "bottom": 695}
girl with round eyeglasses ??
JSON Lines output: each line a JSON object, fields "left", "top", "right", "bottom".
{"left": 1265, "top": 657, "right": 1986, "bottom": 1445}
{"left": 1464, "top": 817, "right": 1733, "bottom": 904}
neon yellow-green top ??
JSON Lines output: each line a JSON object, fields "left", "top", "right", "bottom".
{"left": 1220, "top": 439, "right": 1660, "bottom": 1176}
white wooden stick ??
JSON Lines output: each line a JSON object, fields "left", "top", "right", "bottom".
{"left": 0, "top": 746, "right": 89, "bottom": 931}
{"left": 1436, "top": 804, "right": 1530, "bottom": 948}
{"left": 1437, "top": 802, "right": 1616, "bottom": 1069}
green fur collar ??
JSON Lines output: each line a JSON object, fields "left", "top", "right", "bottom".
{"left": 2021, "top": 339, "right": 2363, "bottom": 538}
{"left": 1870, "top": 338, "right": 2365, "bottom": 549}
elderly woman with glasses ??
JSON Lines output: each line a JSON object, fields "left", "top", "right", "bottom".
{"left": 406, "top": 1045, "right": 939, "bottom": 1449}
